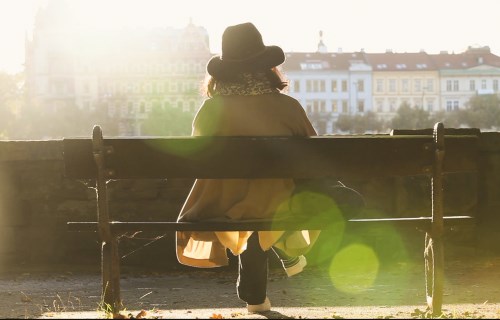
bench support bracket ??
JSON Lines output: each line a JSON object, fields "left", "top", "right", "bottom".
{"left": 425, "top": 122, "right": 445, "bottom": 315}
{"left": 93, "top": 125, "right": 121, "bottom": 313}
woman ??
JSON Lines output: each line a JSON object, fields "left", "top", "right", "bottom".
{"left": 176, "top": 22, "right": 320, "bottom": 313}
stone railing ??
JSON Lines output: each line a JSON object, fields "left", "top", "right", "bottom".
{"left": 0, "top": 132, "right": 499, "bottom": 270}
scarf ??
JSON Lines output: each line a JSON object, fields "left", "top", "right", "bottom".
{"left": 214, "top": 72, "right": 279, "bottom": 96}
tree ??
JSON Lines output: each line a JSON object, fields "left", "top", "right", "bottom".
{"left": 335, "top": 111, "right": 385, "bottom": 134}
{"left": 390, "top": 102, "right": 434, "bottom": 130}
{"left": 141, "top": 104, "right": 194, "bottom": 136}
{"left": 0, "top": 72, "right": 23, "bottom": 139}
{"left": 461, "top": 94, "right": 500, "bottom": 130}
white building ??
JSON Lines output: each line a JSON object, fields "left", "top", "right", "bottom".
{"left": 282, "top": 33, "right": 372, "bottom": 134}
{"left": 430, "top": 46, "right": 500, "bottom": 112}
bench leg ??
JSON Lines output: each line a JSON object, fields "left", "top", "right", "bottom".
{"left": 424, "top": 232, "right": 444, "bottom": 315}
{"left": 101, "top": 237, "right": 121, "bottom": 313}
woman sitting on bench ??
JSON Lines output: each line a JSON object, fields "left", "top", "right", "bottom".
{"left": 176, "top": 22, "right": 320, "bottom": 313}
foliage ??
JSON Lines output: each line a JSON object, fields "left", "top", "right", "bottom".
{"left": 141, "top": 104, "right": 194, "bottom": 136}
{"left": 335, "top": 111, "right": 386, "bottom": 133}
{"left": 0, "top": 72, "right": 23, "bottom": 138}
{"left": 390, "top": 102, "right": 434, "bottom": 130}
{"left": 460, "top": 94, "right": 500, "bottom": 130}
{"left": 15, "top": 102, "right": 120, "bottom": 139}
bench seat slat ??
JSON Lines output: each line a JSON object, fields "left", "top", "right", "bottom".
{"left": 67, "top": 216, "right": 474, "bottom": 232}
{"left": 63, "top": 135, "right": 478, "bottom": 180}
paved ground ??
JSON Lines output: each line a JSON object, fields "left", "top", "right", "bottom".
{"left": 1, "top": 254, "right": 500, "bottom": 319}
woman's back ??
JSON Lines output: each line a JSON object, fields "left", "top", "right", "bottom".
{"left": 194, "top": 93, "right": 316, "bottom": 137}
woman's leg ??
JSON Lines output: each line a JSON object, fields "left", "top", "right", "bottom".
{"left": 237, "top": 232, "right": 268, "bottom": 305}
{"left": 272, "top": 246, "right": 307, "bottom": 277}
{"left": 272, "top": 246, "right": 300, "bottom": 266}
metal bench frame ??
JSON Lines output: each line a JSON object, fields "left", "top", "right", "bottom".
{"left": 64, "top": 122, "right": 479, "bottom": 315}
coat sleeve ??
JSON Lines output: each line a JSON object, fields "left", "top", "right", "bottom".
{"left": 191, "top": 99, "right": 222, "bottom": 137}
{"left": 292, "top": 100, "right": 317, "bottom": 137}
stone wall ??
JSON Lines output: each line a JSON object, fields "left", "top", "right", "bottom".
{"left": 0, "top": 133, "right": 498, "bottom": 271}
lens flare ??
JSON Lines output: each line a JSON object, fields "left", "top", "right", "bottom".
{"left": 272, "top": 191, "right": 346, "bottom": 265}
{"left": 144, "top": 136, "right": 213, "bottom": 158}
{"left": 328, "top": 243, "right": 379, "bottom": 294}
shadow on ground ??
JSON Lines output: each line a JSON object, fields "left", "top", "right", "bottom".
{"left": 1, "top": 253, "right": 500, "bottom": 319}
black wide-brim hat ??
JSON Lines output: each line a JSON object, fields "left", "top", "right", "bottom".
{"left": 206, "top": 22, "right": 285, "bottom": 79}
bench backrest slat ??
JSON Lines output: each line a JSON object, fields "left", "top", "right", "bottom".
{"left": 63, "top": 135, "right": 478, "bottom": 180}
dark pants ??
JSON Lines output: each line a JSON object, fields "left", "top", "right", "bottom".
{"left": 236, "top": 232, "right": 295, "bottom": 305}
{"left": 237, "top": 232, "right": 268, "bottom": 305}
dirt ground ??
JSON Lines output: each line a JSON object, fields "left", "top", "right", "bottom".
{"left": 1, "top": 254, "right": 500, "bottom": 319}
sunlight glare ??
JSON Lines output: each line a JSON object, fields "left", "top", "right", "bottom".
{"left": 328, "top": 243, "right": 379, "bottom": 294}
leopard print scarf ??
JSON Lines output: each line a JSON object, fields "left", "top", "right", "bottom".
{"left": 214, "top": 72, "right": 279, "bottom": 96}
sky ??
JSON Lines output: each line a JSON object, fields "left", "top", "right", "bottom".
{"left": 1, "top": 0, "right": 500, "bottom": 74}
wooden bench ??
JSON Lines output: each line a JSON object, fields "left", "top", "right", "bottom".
{"left": 63, "top": 122, "right": 479, "bottom": 315}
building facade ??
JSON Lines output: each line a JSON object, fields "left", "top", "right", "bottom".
{"left": 25, "top": 1, "right": 210, "bottom": 136}
{"left": 282, "top": 35, "right": 373, "bottom": 134}
{"left": 25, "top": 4, "right": 500, "bottom": 136}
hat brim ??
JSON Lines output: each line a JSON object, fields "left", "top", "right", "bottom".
{"left": 207, "top": 45, "right": 285, "bottom": 79}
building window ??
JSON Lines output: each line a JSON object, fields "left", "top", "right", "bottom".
{"left": 446, "top": 100, "right": 459, "bottom": 111}
{"left": 332, "top": 100, "right": 338, "bottom": 113}
{"left": 415, "top": 79, "right": 421, "bottom": 92}
{"left": 389, "top": 99, "right": 396, "bottom": 112}
{"left": 494, "top": 79, "right": 499, "bottom": 91}
{"left": 341, "top": 80, "right": 348, "bottom": 92}
{"left": 453, "top": 80, "right": 459, "bottom": 91}
{"left": 306, "top": 100, "right": 313, "bottom": 113}
{"left": 470, "top": 80, "right": 476, "bottom": 91}
{"left": 376, "top": 79, "right": 384, "bottom": 92}
{"left": 357, "top": 80, "right": 364, "bottom": 92}
{"left": 426, "top": 100, "right": 434, "bottom": 112}
{"left": 293, "top": 80, "right": 300, "bottom": 92}
{"left": 482, "top": 79, "right": 487, "bottom": 90}
{"left": 357, "top": 100, "right": 365, "bottom": 113}
{"left": 305, "top": 80, "right": 324, "bottom": 92}
{"left": 402, "top": 79, "right": 409, "bottom": 92}
{"left": 342, "top": 100, "right": 348, "bottom": 113}
{"left": 376, "top": 99, "right": 384, "bottom": 112}
{"left": 446, "top": 80, "right": 452, "bottom": 91}
{"left": 389, "top": 79, "right": 396, "bottom": 92}
{"left": 313, "top": 101, "right": 319, "bottom": 113}
{"left": 426, "top": 79, "right": 434, "bottom": 92}
{"left": 320, "top": 100, "right": 326, "bottom": 112}
{"left": 331, "top": 80, "right": 338, "bottom": 92}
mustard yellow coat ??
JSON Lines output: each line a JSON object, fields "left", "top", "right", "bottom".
{"left": 176, "top": 93, "right": 320, "bottom": 267}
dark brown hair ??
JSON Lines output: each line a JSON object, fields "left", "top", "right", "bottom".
{"left": 201, "top": 67, "right": 288, "bottom": 98}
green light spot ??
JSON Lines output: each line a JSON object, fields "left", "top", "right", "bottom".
{"left": 329, "top": 243, "right": 379, "bottom": 294}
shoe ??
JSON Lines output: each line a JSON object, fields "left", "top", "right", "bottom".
{"left": 247, "top": 297, "right": 271, "bottom": 313}
{"left": 284, "top": 255, "right": 307, "bottom": 277}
